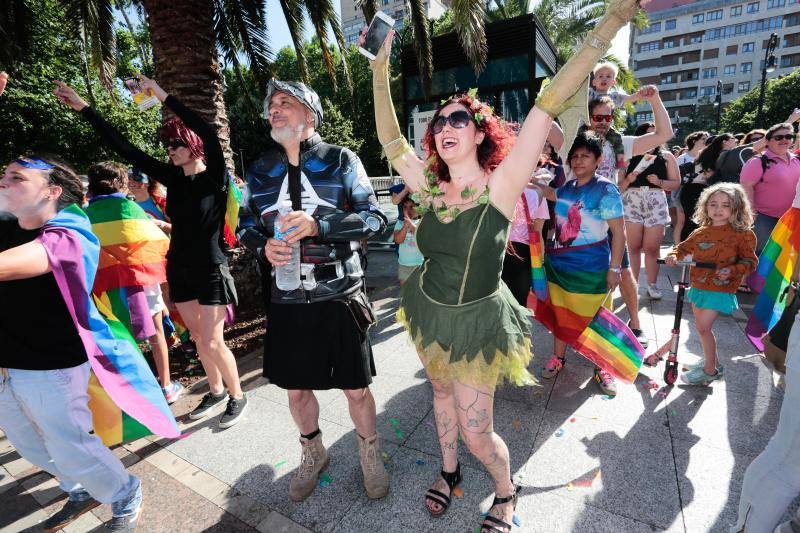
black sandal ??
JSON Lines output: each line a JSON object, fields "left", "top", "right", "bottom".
{"left": 480, "top": 483, "right": 519, "bottom": 532}
{"left": 424, "top": 462, "right": 462, "bottom": 517}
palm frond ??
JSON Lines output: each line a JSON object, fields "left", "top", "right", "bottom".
{"left": 304, "top": 0, "right": 338, "bottom": 91}
{"left": 451, "top": 0, "right": 487, "bottom": 74}
{"left": 356, "top": 0, "right": 377, "bottom": 25}
{"left": 216, "top": 0, "right": 273, "bottom": 95}
{"left": 212, "top": 0, "right": 260, "bottom": 116}
{"left": 325, "top": 1, "right": 353, "bottom": 93}
{"left": 0, "top": 0, "right": 32, "bottom": 69}
{"left": 63, "top": 0, "right": 117, "bottom": 94}
{"left": 278, "top": 0, "right": 309, "bottom": 83}
{"left": 406, "top": 0, "right": 433, "bottom": 96}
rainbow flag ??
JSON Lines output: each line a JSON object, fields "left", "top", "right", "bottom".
{"left": 574, "top": 306, "right": 644, "bottom": 383}
{"left": 84, "top": 194, "right": 169, "bottom": 294}
{"left": 40, "top": 205, "right": 179, "bottom": 446}
{"left": 746, "top": 207, "right": 800, "bottom": 350}
{"left": 223, "top": 173, "right": 243, "bottom": 247}
{"left": 529, "top": 231, "right": 548, "bottom": 302}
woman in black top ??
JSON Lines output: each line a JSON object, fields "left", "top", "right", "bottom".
{"left": 619, "top": 122, "right": 680, "bottom": 299}
{"left": 54, "top": 78, "right": 247, "bottom": 428}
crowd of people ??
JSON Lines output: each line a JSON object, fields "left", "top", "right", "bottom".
{"left": 1, "top": 0, "right": 800, "bottom": 530}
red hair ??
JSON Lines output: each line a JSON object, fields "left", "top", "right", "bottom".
{"left": 159, "top": 118, "right": 205, "bottom": 163}
{"left": 422, "top": 94, "right": 514, "bottom": 182}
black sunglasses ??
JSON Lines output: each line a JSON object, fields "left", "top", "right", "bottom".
{"left": 770, "top": 133, "right": 797, "bottom": 142}
{"left": 431, "top": 110, "right": 473, "bottom": 134}
{"left": 163, "top": 138, "right": 188, "bottom": 150}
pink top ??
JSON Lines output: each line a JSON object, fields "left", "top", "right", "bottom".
{"left": 740, "top": 149, "right": 800, "bottom": 218}
{"left": 509, "top": 188, "right": 549, "bottom": 244}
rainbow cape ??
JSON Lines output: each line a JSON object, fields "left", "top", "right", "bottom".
{"left": 534, "top": 243, "right": 642, "bottom": 383}
{"left": 39, "top": 204, "right": 179, "bottom": 446}
{"left": 746, "top": 206, "right": 800, "bottom": 350}
{"left": 85, "top": 194, "right": 169, "bottom": 294}
{"left": 529, "top": 231, "right": 548, "bottom": 302}
{"left": 223, "top": 173, "right": 243, "bottom": 247}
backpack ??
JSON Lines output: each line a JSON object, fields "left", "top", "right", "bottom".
{"left": 756, "top": 154, "right": 773, "bottom": 184}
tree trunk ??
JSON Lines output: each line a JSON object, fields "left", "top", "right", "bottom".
{"left": 140, "top": 0, "right": 234, "bottom": 170}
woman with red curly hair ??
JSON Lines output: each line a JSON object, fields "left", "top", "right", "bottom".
{"left": 363, "top": 1, "right": 639, "bottom": 529}
{"left": 54, "top": 76, "right": 247, "bottom": 429}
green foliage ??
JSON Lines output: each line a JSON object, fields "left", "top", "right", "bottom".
{"left": 721, "top": 70, "right": 800, "bottom": 133}
{"left": 114, "top": 22, "right": 154, "bottom": 79}
{"left": 0, "top": 0, "right": 163, "bottom": 171}
{"left": 673, "top": 105, "right": 719, "bottom": 143}
{"left": 224, "top": 40, "right": 400, "bottom": 176}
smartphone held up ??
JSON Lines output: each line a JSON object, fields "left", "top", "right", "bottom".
{"left": 358, "top": 12, "right": 395, "bottom": 60}
{"left": 124, "top": 75, "right": 160, "bottom": 111}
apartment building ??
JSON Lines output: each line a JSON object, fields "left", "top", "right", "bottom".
{"left": 628, "top": 0, "right": 800, "bottom": 125}
{"left": 340, "top": 0, "right": 448, "bottom": 46}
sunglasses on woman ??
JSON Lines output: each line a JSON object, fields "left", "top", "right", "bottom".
{"left": 163, "top": 138, "right": 188, "bottom": 150}
{"left": 770, "top": 134, "right": 797, "bottom": 142}
{"left": 590, "top": 114, "right": 614, "bottom": 123}
{"left": 431, "top": 110, "right": 474, "bottom": 134}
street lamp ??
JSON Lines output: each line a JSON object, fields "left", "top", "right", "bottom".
{"left": 714, "top": 80, "right": 723, "bottom": 132}
{"left": 756, "top": 32, "right": 779, "bottom": 128}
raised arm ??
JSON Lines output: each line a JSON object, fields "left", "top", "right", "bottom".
{"left": 630, "top": 86, "right": 674, "bottom": 157}
{"left": 364, "top": 30, "right": 427, "bottom": 191}
{"left": 54, "top": 80, "right": 175, "bottom": 184}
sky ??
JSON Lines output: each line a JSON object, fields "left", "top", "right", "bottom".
{"left": 264, "top": 0, "right": 632, "bottom": 64}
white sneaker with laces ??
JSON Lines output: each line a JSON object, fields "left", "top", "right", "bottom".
{"left": 647, "top": 284, "right": 662, "bottom": 299}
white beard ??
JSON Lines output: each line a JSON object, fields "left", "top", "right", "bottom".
{"left": 270, "top": 123, "right": 305, "bottom": 144}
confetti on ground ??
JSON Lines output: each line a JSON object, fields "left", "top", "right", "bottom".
{"left": 319, "top": 473, "right": 332, "bottom": 487}
{"left": 512, "top": 419, "right": 522, "bottom": 430}
{"left": 395, "top": 430, "right": 404, "bottom": 439}
{"left": 671, "top": 409, "right": 677, "bottom": 417}
{"left": 453, "top": 486, "right": 463, "bottom": 498}
{"left": 569, "top": 417, "right": 576, "bottom": 423}
{"left": 566, "top": 482, "right": 574, "bottom": 491}
{"left": 175, "top": 431, "right": 194, "bottom": 440}
{"left": 274, "top": 460, "right": 287, "bottom": 468}
{"left": 513, "top": 515, "right": 522, "bottom": 527}
{"left": 389, "top": 418, "right": 399, "bottom": 428}
{"left": 601, "top": 395, "right": 614, "bottom": 400}
{"left": 415, "top": 459, "right": 425, "bottom": 466}
{"left": 555, "top": 428, "right": 565, "bottom": 437}
{"left": 591, "top": 415, "right": 600, "bottom": 420}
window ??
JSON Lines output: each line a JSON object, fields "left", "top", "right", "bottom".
{"left": 741, "top": 62, "right": 753, "bottom": 72}
{"left": 662, "top": 74, "right": 676, "bottom": 83}
{"left": 747, "top": 2, "right": 760, "bottom": 12}
{"left": 767, "top": 0, "right": 785, "bottom": 7}
{"left": 683, "top": 88, "right": 698, "bottom": 98}
{"left": 637, "top": 112, "right": 654, "bottom": 122}
{"left": 642, "top": 21, "right": 661, "bottom": 34}
{"left": 689, "top": 34, "right": 703, "bottom": 44}
{"left": 665, "top": 19, "right": 677, "bottom": 30}
{"left": 707, "top": 9, "right": 723, "bottom": 21}
{"left": 738, "top": 81, "right": 751, "bottom": 92}
{"left": 731, "top": 5, "right": 743, "bottom": 16}
{"left": 664, "top": 40, "right": 676, "bottom": 48}
{"left": 702, "top": 67, "right": 718, "bottom": 78}
{"left": 724, "top": 64, "right": 736, "bottom": 75}
{"left": 685, "top": 71, "right": 699, "bottom": 80}
{"left": 727, "top": 45, "right": 738, "bottom": 55}
{"left": 723, "top": 83, "right": 734, "bottom": 94}
{"left": 640, "top": 41, "right": 660, "bottom": 52}
{"left": 742, "top": 42, "right": 755, "bottom": 53}
{"left": 692, "top": 13, "right": 705, "bottom": 24}
{"left": 700, "top": 86, "right": 716, "bottom": 97}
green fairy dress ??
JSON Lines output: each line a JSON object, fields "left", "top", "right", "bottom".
{"left": 397, "top": 188, "right": 535, "bottom": 387}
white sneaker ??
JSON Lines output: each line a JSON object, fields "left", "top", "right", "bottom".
{"left": 647, "top": 284, "right": 662, "bottom": 300}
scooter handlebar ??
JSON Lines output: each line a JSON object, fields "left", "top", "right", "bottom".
{"left": 657, "top": 258, "right": 716, "bottom": 269}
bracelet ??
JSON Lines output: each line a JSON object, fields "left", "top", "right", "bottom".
{"left": 381, "top": 137, "right": 405, "bottom": 150}
{"left": 609, "top": 266, "right": 621, "bottom": 274}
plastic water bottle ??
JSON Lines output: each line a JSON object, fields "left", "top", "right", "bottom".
{"left": 274, "top": 200, "right": 301, "bottom": 290}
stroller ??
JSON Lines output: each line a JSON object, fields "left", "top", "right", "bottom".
{"left": 643, "top": 258, "right": 716, "bottom": 385}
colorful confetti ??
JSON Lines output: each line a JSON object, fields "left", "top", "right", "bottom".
{"left": 274, "top": 460, "right": 287, "bottom": 468}
{"left": 591, "top": 415, "right": 600, "bottom": 420}
{"left": 512, "top": 419, "right": 522, "bottom": 430}
{"left": 566, "top": 482, "right": 574, "bottom": 491}
{"left": 671, "top": 409, "right": 677, "bottom": 417}
{"left": 415, "top": 459, "right": 425, "bottom": 466}
{"left": 601, "top": 395, "right": 614, "bottom": 401}
{"left": 319, "top": 472, "right": 332, "bottom": 487}
{"left": 513, "top": 515, "right": 522, "bottom": 527}
{"left": 569, "top": 417, "right": 576, "bottom": 423}
{"left": 555, "top": 428, "right": 565, "bottom": 437}
{"left": 453, "top": 486, "right": 463, "bottom": 498}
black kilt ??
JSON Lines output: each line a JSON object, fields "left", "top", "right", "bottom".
{"left": 264, "top": 300, "right": 376, "bottom": 390}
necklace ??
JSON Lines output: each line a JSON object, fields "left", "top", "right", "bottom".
{"left": 410, "top": 164, "right": 489, "bottom": 221}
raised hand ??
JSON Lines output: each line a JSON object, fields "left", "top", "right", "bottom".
{"left": 137, "top": 75, "right": 168, "bottom": 102}
{"left": 359, "top": 27, "right": 395, "bottom": 69}
{"left": 53, "top": 80, "right": 89, "bottom": 111}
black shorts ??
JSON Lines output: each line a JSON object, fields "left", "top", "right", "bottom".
{"left": 265, "top": 300, "right": 376, "bottom": 390}
{"left": 167, "top": 262, "right": 238, "bottom": 306}
{"left": 501, "top": 241, "right": 532, "bottom": 307}
{"left": 606, "top": 230, "right": 630, "bottom": 269}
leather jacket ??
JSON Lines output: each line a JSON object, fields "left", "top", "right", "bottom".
{"left": 238, "top": 134, "right": 387, "bottom": 304}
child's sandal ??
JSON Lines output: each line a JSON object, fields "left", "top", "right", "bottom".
{"left": 424, "top": 462, "right": 462, "bottom": 517}
{"left": 480, "top": 483, "right": 519, "bottom": 532}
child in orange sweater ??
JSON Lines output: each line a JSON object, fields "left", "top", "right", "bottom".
{"left": 666, "top": 183, "right": 758, "bottom": 385}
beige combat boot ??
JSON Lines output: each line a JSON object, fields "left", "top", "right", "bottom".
{"left": 288, "top": 433, "right": 330, "bottom": 502}
{"left": 357, "top": 433, "right": 390, "bottom": 499}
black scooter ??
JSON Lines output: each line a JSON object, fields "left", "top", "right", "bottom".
{"left": 643, "top": 258, "right": 716, "bottom": 385}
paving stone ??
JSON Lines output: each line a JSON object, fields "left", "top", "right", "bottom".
{"left": 3, "top": 454, "right": 34, "bottom": 477}
{"left": 256, "top": 511, "right": 314, "bottom": 533}
{"left": 211, "top": 489, "right": 272, "bottom": 528}
{"left": 145, "top": 447, "right": 196, "bottom": 478}
{"left": 61, "top": 508, "right": 103, "bottom": 532}
{"left": 21, "top": 472, "right": 62, "bottom": 507}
